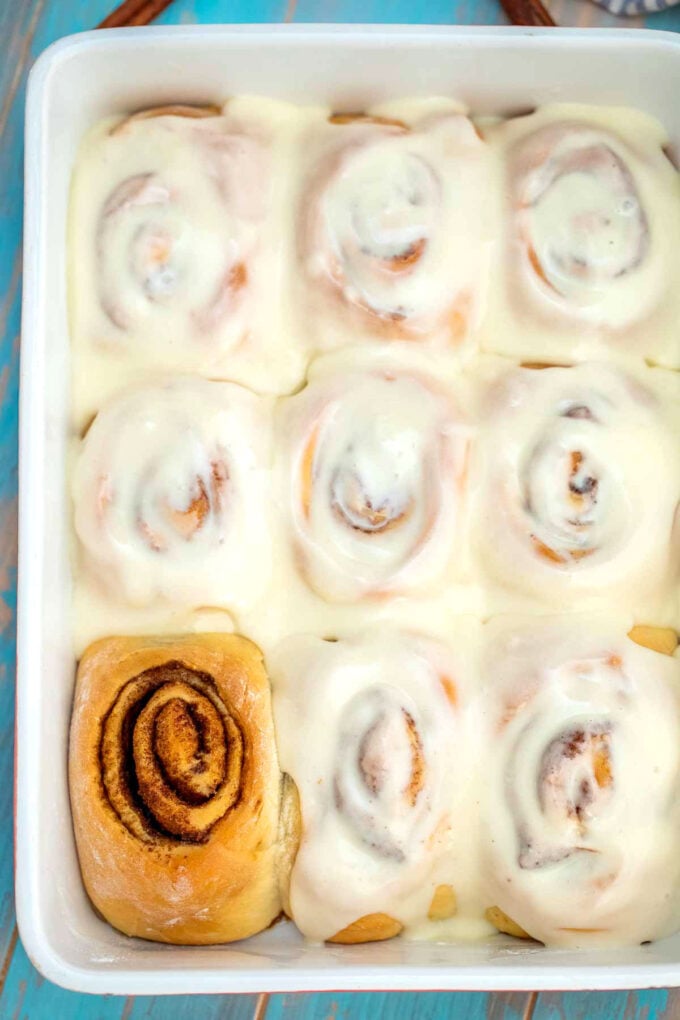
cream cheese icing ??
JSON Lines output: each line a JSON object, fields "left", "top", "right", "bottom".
{"left": 295, "top": 99, "right": 494, "bottom": 359}
{"left": 470, "top": 360, "right": 680, "bottom": 616}
{"left": 480, "top": 104, "right": 680, "bottom": 367}
{"left": 277, "top": 347, "right": 473, "bottom": 602}
{"left": 270, "top": 626, "right": 484, "bottom": 943}
{"left": 69, "top": 98, "right": 317, "bottom": 427}
{"left": 481, "top": 615, "right": 680, "bottom": 948}
{"left": 73, "top": 376, "right": 273, "bottom": 617}
{"left": 67, "top": 96, "right": 680, "bottom": 949}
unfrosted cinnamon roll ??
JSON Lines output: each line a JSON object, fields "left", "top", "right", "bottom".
{"left": 474, "top": 362, "right": 680, "bottom": 610}
{"left": 69, "top": 633, "right": 281, "bottom": 943}
{"left": 70, "top": 100, "right": 305, "bottom": 421}
{"left": 482, "top": 105, "right": 680, "bottom": 366}
{"left": 482, "top": 617, "right": 680, "bottom": 947}
{"left": 73, "top": 377, "right": 272, "bottom": 613}
{"left": 271, "top": 630, "right": 472, "bottom": 943}
{"left": 299, "top": 101, "right": 491, "bottom": 352}
{"left": 279, "top": 351, "right": 471, "bottom": 602}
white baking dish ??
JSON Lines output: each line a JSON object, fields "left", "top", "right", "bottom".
{"left": 17, "top": 24, "right": 680, "bottom": 995}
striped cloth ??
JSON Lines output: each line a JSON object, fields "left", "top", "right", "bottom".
{"left": 593, "top": 0, "right": 678, "bottom": 13}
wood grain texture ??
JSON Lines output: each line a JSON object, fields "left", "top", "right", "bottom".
{"left": 263, "top": 991, "right": 535, "bottom": 1019}
{"left": 1, "top": 0, "right": 680, "bottom": 1016}
{"left": 531, "top": 990, "right": 674, "bottom": 1019}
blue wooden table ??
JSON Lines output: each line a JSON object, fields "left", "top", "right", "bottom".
{"left": 4, "top": 1, "right": 680, "bottom": 1017}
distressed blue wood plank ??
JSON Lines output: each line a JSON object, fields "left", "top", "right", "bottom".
{"left": 123, "top": 992, "right": 261, "bottom": 1019}
{"left": 290, "top": 0, "right": 506, "bottom": 24}
{"left": 291, "top": 0, "right": 680, "bottom": 24}
{"left": 34, "top": 0, "right": 289, "bottom": 32}
{"left": 153, "top": 0, "right": 290, "bottom": 23}
{"left": 264, "top": 991, "right": 532, "bottom": 1019}
{"left": 0, "top": 0, "right": 37, "bottom": 998}
{"left": 0, "top": 2, "right": 46, "bottom": 141}
{"left": 533, "top": 989, "right": 672, "bottom": 1019}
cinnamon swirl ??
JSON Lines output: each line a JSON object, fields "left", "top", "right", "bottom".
{"left": 474, "top": 361, "right": 680, "bottom": 610}
{"left": 482, "top": 616, "right": 680, "bottom": 947}
{"left": 271, "top": 629, "right": 476, "bottom": 943}
{"left": 298, "top": 100, "right": 492, "bottom": 354}
{"left": 73, "top": 377, "right": 272, "bottom": 613}
{"left": 69, "top": 99, "right": 306, "bottom": 424}
{"left": 69, "top": 633, "right": 281, "bottom": 943}
{"left": 279, "top": 350, "right": 471, "bottom": 603}
{"left": 482, "top": 105, "right": 680, "bottom": 366}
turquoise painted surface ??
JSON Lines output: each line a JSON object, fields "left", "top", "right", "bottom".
{"left": 3, "top": 0, "right": 680, "bottom": 1016}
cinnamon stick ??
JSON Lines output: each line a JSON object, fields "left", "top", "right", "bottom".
{"left": 98, "top": 0, "right": 174, "bottom": 28}
{"left": 500, "top": 0, "right": 557, "bottom": 26}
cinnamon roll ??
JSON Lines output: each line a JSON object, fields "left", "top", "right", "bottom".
{"left": 298, "top": 100, "right": 492, "bottom": 353}
{"left": 69, "top": 633, "right": 281, "bottom": 943}
{"left": 474, "top": 362, "right": 680, "bottom": 610}
{"left": 482, "top": 617, "right": 680, "bottom": 947}
{"left": 271, "top": 629, "right": 474, "bottom": 943}
{"left": 73, "top": 377, "right": 272, "bottom": 612}
{"left": 483, "top": 105, "right": 680, "bottom": 365}
{"left": 279, "top": 351, "right": 471, "bottom": 603}
{"left": 69, "top": 100, "right": 305, "bottom": 422}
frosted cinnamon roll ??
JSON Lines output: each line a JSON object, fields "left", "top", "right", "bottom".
{"left": 73, "top": 377, "right": 272, "bottom": 612}
{"left": 475, "top": 362, "right": 680, "bottom": 609}
{"left": 70, "top": 100, "right": 305, "bottom": 419}
{"left": 279, "top": 351, "right": 471, "bottom": 602}
{"left": 482, "top": 617, "right": 680, "bottom": 947}
{"left": 271, "top": 630, "right": 474, "bottom": 943}
{"left": 483, "top": 105, "right": 680, "bottom": 365}
{"left": 299, "top": 100, "right": 491, "bottom": 352}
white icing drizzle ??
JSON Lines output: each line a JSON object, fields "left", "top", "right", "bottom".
{"left": 280, "top": 349, "right": 471, "bottom": 601}
{"left": 482, "top": 616, "right": 680, "bottom": 947}
{"left": 271, "top": 628, "right": 481, "bottom": 942}
{"left": 73, "top": 376, "right": 272, "bottom": 612}
{"left": 298, "top": 100, "right": 493, "bottom": 354}
{"left": 474, "top": 361, "right": 680, "bottom": 611}
{"left": 480, "top": 104, "right": 680, "bottom": 367}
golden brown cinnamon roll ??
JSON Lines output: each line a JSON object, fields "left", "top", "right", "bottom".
{"left": 474, "top": 361, "right": 680, "bottom": 610}
{"left": 482, "top": 105, "right": 680, "bottom": 366}
{"left": 73, "top": 377, "right": 272, "bottom": 613}
{"left": 482, "top": 617, "right": 680, "bottom": 948}
{"left": 271, "top": 629, "right": 474, "bottom": 943}
{"left": 298, "top": 100, "right": 492, "bottom": 353}
{"left": 279, "top": 350, "right": 471, "bottom": 602}
{"left": 69, "top": 633, "right": 281, "bottom": 944}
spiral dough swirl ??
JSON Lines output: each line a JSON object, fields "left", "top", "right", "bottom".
{"left": 74, "top": 377, "right": 271, "bottom": 611}
{"left": 302, "top": 108, "right": 490, "bottom": 345}
{"left": 69, "top": 102, "right": 309, "bottom": 413}
{"left": 501, "top": 109, "right": 678, "bottom": 333}
{"left": 483, "top": 618, "right": 680, "bottom": 947}
{"left": 95, "top": 111, "right": 265, "bottom": 352}
{"left": 271, "top": 630, "right": 467, "bottom": 941}
{"left": 100, "top": 661, "right": 244, "bottom": 844}
{"left": 283, "top": 354, "right": 470, "bottom": 601}
{"left": 477, "top": 363, "right": 680, "bottom": 607}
